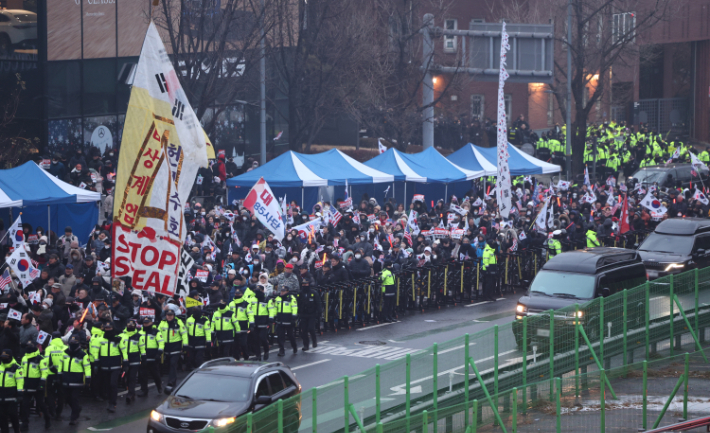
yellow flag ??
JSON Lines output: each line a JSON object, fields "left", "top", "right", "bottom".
{"left": 203, "top": 129, "right": 215, "bottom": 160}
{"left": 112, "top": 22, "right": 208, "bottom": 296}
{"left": 184, "top": 297, "right": 202, "bottom": 309}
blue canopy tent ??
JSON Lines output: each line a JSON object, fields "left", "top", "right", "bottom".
{"left": 226, "top": 150, "right": 394, "bottom": 210}
{"left": 360, "top": 148, "right": 426, "bottom": 206}
{"left": 450, "top": 143, "right": 561, "bottom": 176}
{"left": 0, "top": 162, "right": 102, "bottom": 243}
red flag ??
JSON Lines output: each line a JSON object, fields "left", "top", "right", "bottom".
{"left": 619, "top": 194, "right": 630, "bottom": 234}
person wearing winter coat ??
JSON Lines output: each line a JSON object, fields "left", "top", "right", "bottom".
{"left": 352, "top": 233, "right": 373, "bottom": 257}
{"left": 348, "top": 249, "right": 371, "bottom": 280}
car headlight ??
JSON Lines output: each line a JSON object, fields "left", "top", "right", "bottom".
{"left": 213, "top": 417, "right": 236, "bottom": 427}
{"left": 516, "top": 304, "right": 527, "bottom": 313}
{"left": 150, "top": 410, "right": 164, "bottom": 423}
{"left": 575, "top": 310, "right": 583, "bottom": 318}
{"left": 664, "top": 263, "right": 685, "bottom": 272}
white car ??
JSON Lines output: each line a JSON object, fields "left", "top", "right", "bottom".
{"left": 0, "top": 9, "right": 37, "bottom": 55}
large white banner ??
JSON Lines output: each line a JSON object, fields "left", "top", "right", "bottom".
{"left": 496, "top": 22, "right": 512, "bottom": 218}
{"left": 243, "top": 178, "right": 286, "bottom": 241}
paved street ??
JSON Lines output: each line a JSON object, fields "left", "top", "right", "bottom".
{"left": 30, "top": 295, "right": 521, "bottom": 433}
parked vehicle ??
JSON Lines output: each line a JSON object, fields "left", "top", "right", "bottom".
{"left": 638, "top": 218, "right": 710, "bottom": 280}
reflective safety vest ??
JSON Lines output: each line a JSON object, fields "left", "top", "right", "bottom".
{"left": 274, "top": 294, "right": 298, "bottom": 325}
{"left": 139, "top": 328, "right": 164, "bottom": 361}
{"left": 119, "top": 330, "right": 142, "bottom": 366}
{"left": 46, "top": 338, "right": 66, "bottom": 376}
{"left": 586, "top": 230, "right": 601, "bottom": 248}
{"left": 19, "top": 350, "right": 49, "bottom": 392}
{"left": 482, "top": 245, "right": 497, "bottom": 271}
{"left": 212, "top": 308, "right": 238, "bottom": 343}
{"left": 700, "top": 151, "right": 710, "bottom": 163}
{"left": 250, "top": 299, "right": 275, "bottom": 328}
{"left": 229, "top": 297, "right": 253, "bottom": 332}
{"left": 97, "top": 337, "right": 122, "bottom": 370}
{"left": 186, "top": 315, "right": 212, "bottom": 348}
{"left": 380, "top": 269, "right": 395, "bottom": 293}
{"left": 158, "top": 319, "right": 188, "bottom": 355}
{"left": 0, "top": 360, "right": 21, "bottom": 401}
{"left": 548, "top": 239, "right": 562, "bottom": 257}
{"left": 59, "top": 350, "right": 91, "bottom": 387}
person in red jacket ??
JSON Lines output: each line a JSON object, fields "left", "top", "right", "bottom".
{"left": 213, "top": 155, "right": 227, "bottom": 183}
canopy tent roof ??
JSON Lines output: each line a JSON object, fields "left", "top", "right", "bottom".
{"left": 396, "top": 147, "right": 494, "bottom": 183}
{"left": 363, "top": 148, "right": 428, "bottom": 182}
{"left": 450, "top": 143, "right": 561, "bottom": 176}
{"left": 0, "top": 162, "right": 101, "bottom": 208}
{"left": 226, "top": 150, "right": 394, "bottom": 188}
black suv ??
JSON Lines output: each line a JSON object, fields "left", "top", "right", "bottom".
{"left": 513, "top": 248, "right": 647, "bottom": 347}
{"left": 638, "top": 218, "right": 710, "bottom": 279}
{"left": 631, "top": 163, "right": 709, "bottom": 189}
{"left": 147, "top": 359, "right": 301, "bottom": 433}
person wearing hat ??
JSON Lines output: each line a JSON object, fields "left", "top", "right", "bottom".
{"left": 18, "top": 342, "right": 51, "bottom": 430}
{"left": 59, "top": 335, "right": 91, "bottom": 425}
{"left": 0, "top": 348, "right": 21, "bottom": 433}
{"left": 119, "top": 318, "right": 141, "bottom": 404}
{"left": 83, "top": 255, "right": 97, "bottom": 279}
{"left": 269, "top": 262, "right": 301, "bottom": 295}
{"left": 157, "top": 309, "right": 187, "bottom": 388}
{"left": 298, "top": 276, "right": 321, "bottom": 351}
{"left": 96, "top": 321, "right": 122, "bottom": 412}
{"left": 274, "top": 285, "right": 298, "bottom": 356}
{"left": 213, "top": 300, "right": 239, "bottom": 358}
{"left": 228, "top": 286, "right": 253, "bottom": 361}
{"left": 481, "top": 238, "right": 499, "bottom": 302}
{"left": 185, "top": 306, "right": 211, "bottom": 368}
{"left": 380, "top": 260, "right": 396, "bottom": 322}
{"left": 586, "top": 223, "right": 601, "bottom": 248}
{"left": 58, "top": 264, "right": 76, "bottom": 297}
{"left": 548, "top": 230, "right": 563, "bottom": 258}
{"left": 248, "top": 285, "right": 275, "bottom": 361}
{"left": 57, "top": 227, "right": 78, "bottom": 263}
{"left": 45, "top": 331, "right": 66, "bottom": 421}
{"left": 138, "top": 317, "right": 163, "bottom": 396}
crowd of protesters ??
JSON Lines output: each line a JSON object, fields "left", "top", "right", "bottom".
{"left": 0, "top": 119, "right": 709, "bottom": 431}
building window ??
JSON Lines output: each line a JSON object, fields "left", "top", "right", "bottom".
{"left": 547, "top": 92, "right": 554, "bottom": 126}
{"left": 444, "top": 19, "right": 457, "bottom": 53}
{"left": 504, "top": 94, "right": 512, "bottom": 124}
{"left": 612, "top": 12, "right": 636, "bottom": 43}
{"left": 471, "top": 94, "right": 484, "bottom": 121}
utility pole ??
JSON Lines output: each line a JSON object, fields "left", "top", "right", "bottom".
{"left": 422, "top": 13, "right": 435, "bottom": 149}
{"left": 260, "top": 0, "right": 267, "bottom": 166}
{"left": 565, "top": 0, "right": 573, "bottom": 179}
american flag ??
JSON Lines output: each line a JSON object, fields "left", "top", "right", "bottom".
{"left": 403, "top": 224, "right": 412, "bottom": 246}
{"left": 329, "top": 207, "right": 343, "bottom": 226}
{"left": 0, "top": 269, "right": 11, "bottom": 292}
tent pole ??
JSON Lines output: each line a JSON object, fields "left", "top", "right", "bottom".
{"left": 393, "top": 182, "right": 395, "bottom": 202}
{"left": 445, "top": 184, "right": 448, "bottom": 201}
{"left": 404, "top": 183, "right": 407, "bottom": 209}
{"left": 301, "top": 187, "right": 304, "bottom": 208}
{"left": 47, "top": 205, "right": 50, "bottom": 236}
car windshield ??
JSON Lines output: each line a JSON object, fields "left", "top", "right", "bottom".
{"left": 529, "top": 270, "right": 595, "bottom": 299}
{"left": 639, "top": 233, "right": 694, "bottom": 255}
{"left": 176, "top": 373, "right": 250, "bottom": 402}
{"left": 633, "top": 169, "right": 666, "bottom": 184}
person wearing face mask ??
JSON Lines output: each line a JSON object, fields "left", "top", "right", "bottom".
{"left": 298, "top": 278, "right": 321, "bottom": 351}
{"left": 185, "top": 307, "right": 211, "bottom": 369}
{"left": 212, "top": 300, "right": 239, "bottom": 357}
{"left": 158, "top": 310, "right": 187, "bottom": 388}
{"left": 274, "top": 286, "right": 298, "bottom": 356}
{"left": 348, "top": 249, "right": 372, "bottom": 280}
{"left": 352, "top": 232, "right": 373, "bottom": 257}
{"left": 48, "top": 154, "right": 67, "bottom": 180}
{"left": 0, "top": 348, "right": 21, "bottom": 433}
{"left": 229, "top": 287, "right": 253, "bottom": 360}
{"left": 137, "top": 317, "right": 163, "bottom": 397}
{"left": 60, "top": 335, "right": 91, "bottom": 426}
{"left": 18, "top": 342, "right": 51, "bottom": 430}
{"left": 248, "top": 285, "right": 275, "bottom": 361}
{"left": 119, "top": 319, "right": 141, "bottom": 404}
{"left": 96, "top": 321, "right": 122, "bottom": 412}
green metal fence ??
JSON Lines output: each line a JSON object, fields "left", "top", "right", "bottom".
{"left": 212, "top": 267, "right": 710, "bottom": 433}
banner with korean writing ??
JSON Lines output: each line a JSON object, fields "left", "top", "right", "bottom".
{"left": 112, "top": 22, "right": 209, "bottom": 296}
{"left": 243, "top": 178, "right": 285, "bottom": 241}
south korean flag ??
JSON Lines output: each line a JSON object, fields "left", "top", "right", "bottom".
{"left": 694, "top": 190, "right": 709, "bottom": 205}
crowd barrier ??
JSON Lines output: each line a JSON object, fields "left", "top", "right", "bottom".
{"left": 203, "top": 264, "right": 710, "bottom": 433}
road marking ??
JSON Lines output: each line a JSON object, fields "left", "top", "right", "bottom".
{"left": 88, "top": 428, "right": 113, "bottom": 431}
{"left": 472, "top": 319, "right": 489, "bottom": 323}
{"left": 356, "top": 322, "right": 397, "bottom": 331}
{"left": 306, "top": 344, "right": 423, "bottom": 360}
{"left": 496, "top": 298, "right": 506, "bottom": 301}
{"left": 436, "top": 343, "right": 475, "bottom": 356}
{"left": 465, "top": 301, "right": 491, "bottom": 308}
{"left": 291, "top": 359, "right": 331, "bottom": 371}
{"left": 390, "top": 385, "right": 422, "bottom": 396}
{"left": 475, "top": 349, "right": 517, "bottom": 363}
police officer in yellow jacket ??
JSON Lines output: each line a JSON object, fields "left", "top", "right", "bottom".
{"left": 0, "top": 349, "right": 21, "bottom": 433}
{"left": 158, "top": 310, "right": 187, "bottom": 388}
{"left": 586, "top": 229, "right": 601, "bottom": 248}
{"left": 97, "top": 321, "right": 122, "bottom": 412}
{"left": 60, "top": 335, "right": 91, "bottom": 426}
{"left": 119, "top": 319, "right": 141, "bottom": 404}
{"left": 229, "top": 287, "right": 253, "bottom": 360}
{"left": 45, "top": 333, "right": 65, "bottom": 421}
{"left": 380, "top": 260, "right": 396, "bottom": 322}
{"left": 274, "top": 286, "right": 298, "bottom": 356}
{"left": 212, "top": 301, "right": 238, "bottom": 358}
{"left": 481, "top": 241, "right": 498, "bottom": 301}
{"left": 18, "top": 342, "right": 51, "bottom": 430}
{"left": 88, "top": 322, "right": 104, "bottom": 402}
{"left": 138, "top": 317, "right": 163, "bottom": 397}
{"left": 548, "top": 230, "right": 563, "bottom": 258}
{"left": 185, "top": 307, "right": 211, "bottom": 369}
{"left": 249, "top": 286, "right": 275, "bottom": 361}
